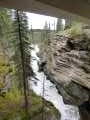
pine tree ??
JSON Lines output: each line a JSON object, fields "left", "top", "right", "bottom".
{"left": 56, "top": 18, "right": 63, "bottom": 32}
{"left": 0, "top": 8, "right": 12, "bottom": 58}
{"left": 13, "top": 10, "right": 30, "bottom": 113}
{"left": 65, "top": 19, "right": 71, "bottom": 29}
{"left": 44, "top": 21, "right": 49, "bottom": 30}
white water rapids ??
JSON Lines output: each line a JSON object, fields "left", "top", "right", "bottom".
{"left": 29, "top": 45, "right": 80, "bottom": 120}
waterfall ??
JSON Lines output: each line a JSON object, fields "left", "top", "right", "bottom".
{"left": 29, "top": 44, "right": 80, "bottom": 120}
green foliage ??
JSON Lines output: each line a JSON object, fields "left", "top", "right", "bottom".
{"left": 0, "top": 8, "right": 60, "bottom": 120}
{"left": 12, "top": 10, "right": 31, "bottom": 90}
{"left": 5, "top": 87, "right": 21, "bottom": 103}
{"left": 29, "top": 30, "right": 42, "bottom": 44}
{"left": 0, "top": 81, "right": 4, "bottom": 88}
{"left": 0, "top": 8, "right": 30, "bottom": 118}
{"left": 0, "top": 8, "right": 12, "bottom": 51}
{"left": 44, "top": 21, "right": 49, "bottom": 30}
{"left": 56, "top": 18, "right": 63, "bottom": 32}
{"left": 58, "top": 22, "right": 83, "bottom": 37}
{"left": 0, "top": 89, "right": 59, "bottom": 120}
{"left": 0, "top": 54, "right": 10, "bottom": 89}
{"left": 65, "top": 19, "right": 72, "bottom": 29}
{"left": 0, "top": 8, "right": 11, "bottom": 37}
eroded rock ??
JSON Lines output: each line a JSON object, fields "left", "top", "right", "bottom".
{"left": 40, "top": 34, "right": 90, "bottom": 106}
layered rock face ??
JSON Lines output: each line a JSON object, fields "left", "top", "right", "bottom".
{"left": 39, "top": 33, "right": 90, "bottom": 119}
{"left": 50, "top": 34, "right": 90, "bottom": 106}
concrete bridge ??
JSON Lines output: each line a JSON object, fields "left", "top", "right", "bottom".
{"left": 0, "top": 0, "right": 90, "bottom": 23}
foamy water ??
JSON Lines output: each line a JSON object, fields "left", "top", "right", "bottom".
{"left": 29, "top": 45, "right": 80, "bottom": 120}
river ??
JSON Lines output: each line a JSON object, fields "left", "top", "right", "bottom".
{"left": 29, "top": 44, "right": 80, "bottom": 120}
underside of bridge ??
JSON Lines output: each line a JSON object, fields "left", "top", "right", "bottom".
{"left": 0, "top": 0, "right": 90, "bottom": 23}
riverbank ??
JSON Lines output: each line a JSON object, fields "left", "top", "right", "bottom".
{"left": 0, "top": 90, "right": 60, "bottom": 120}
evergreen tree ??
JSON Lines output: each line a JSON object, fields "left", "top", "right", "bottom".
{"left": 65, "top": 19, "right": 71, "bottom": 29}
{"left": 56, "top": 18, "right": 63, "bottom": 32}
{"left": 44, "top": 21, "right": 49, "bottom": 30}
{"left": 0, "top": 8, "right": 12, "bottom": 58}
{"left": 13, "top": 10, "right": 31, "bottom": 113}
{"left": 43, "top": 21, "right": 49, "bottom": 41}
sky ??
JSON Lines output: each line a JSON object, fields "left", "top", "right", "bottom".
{"left": 26, "top": 12, "right": 57, "bottom": 30}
